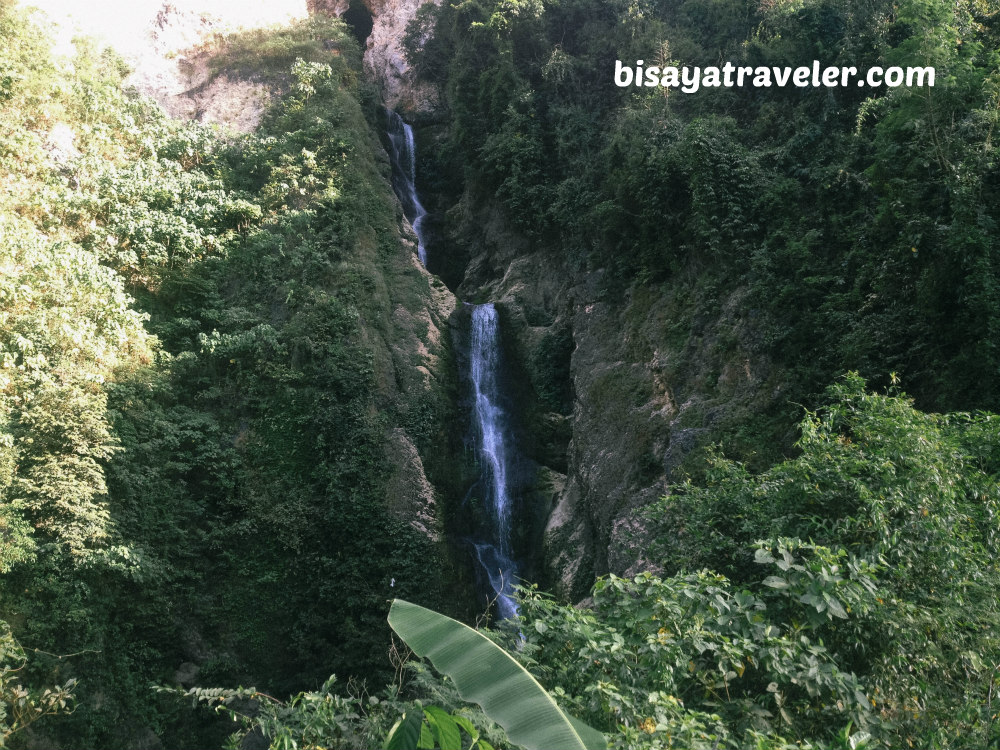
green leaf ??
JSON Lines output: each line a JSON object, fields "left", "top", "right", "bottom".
{"left": 419, "top": 721, "right": 435, "bottom": 749}
{"left": 762, "top": 576, "right": 789, "bottom": 589}
{"left": 450, "top": 713, "right": 480, "bottom": 742}
{"left": 384, "top": 711, "right": 424, "bottom": 750}
{"left": 823, "top": 593, "right": 848, "bottom": 619}
{"left": 388, "top": 600, "right": 607, "bottom": 750}
{"left": 849, "top": 729, "right": 872, "bottom": 749}
{"left": 754, "top": 548, "right": 776, "bottom": 564}
{"left": 424, "top": 706, "right": 462, "bottom": 750}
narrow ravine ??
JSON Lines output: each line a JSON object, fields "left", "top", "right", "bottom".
{"left": 386, "top": 110, "right": 524, "bottom": 618}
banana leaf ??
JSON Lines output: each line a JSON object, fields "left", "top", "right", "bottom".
{"left": 388, "top": 599, "right": 606, "bottom": 750}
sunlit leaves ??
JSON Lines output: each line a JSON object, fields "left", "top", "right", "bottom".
{"left": 515, "top": 563, "right": 874, "bottom": 749}
{"left": 647, "top": 374, "right": 1000, "bottom": 744}
{"left": 0, "top": 621, "right": 76, "bottom": 745}
{"left": 0, "top": 215, "right": 151, "bottom": 560}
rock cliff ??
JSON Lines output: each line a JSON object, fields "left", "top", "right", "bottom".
{"left": 451, "top": 195, "right": 784, "bottom": 600}
{"left": 361, "top": 0, "right": 442, "bottom": 116}
{"left": 32, "top": 0, "right": 309, "bottom": 130}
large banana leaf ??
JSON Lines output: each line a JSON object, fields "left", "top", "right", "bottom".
{"left": 388, "top": 599, "right": 606, "bottom": 750}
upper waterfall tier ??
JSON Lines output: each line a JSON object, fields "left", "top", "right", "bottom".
{"left": 387, "top": 110, "right": 429, "bottom": 266}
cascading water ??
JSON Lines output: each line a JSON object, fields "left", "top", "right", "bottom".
{"left": 467, "top": 303, "right": 520, "bottom": 619}
{"left": 385, "top": 110, "right": 524, "bottom": 620}
{"left": 386, "top": 110, "right": 429, "bottom": 266}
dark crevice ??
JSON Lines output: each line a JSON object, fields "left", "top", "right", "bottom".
{"left": 343, "top": 1, "right": 374, "bottom": 47}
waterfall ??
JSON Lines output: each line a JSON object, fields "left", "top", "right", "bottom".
{"left": 386, "top": 110, "right": 429, "bottom": 266}
{"left": 386, "top": 111, "right": 523, "bottom": 620}
{"left": 468, "top": 303, "right": 519, "bottom": 619}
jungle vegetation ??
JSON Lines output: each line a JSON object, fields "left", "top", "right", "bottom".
{"left": 0, "top": 5, "right": 453, "bottom": 747}
{"left": 1, "top": 0, "right": 999, "bottom": 748}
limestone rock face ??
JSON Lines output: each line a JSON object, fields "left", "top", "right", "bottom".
{"left": 362, "top": 0, "right": 441, "bottom": 116}
{"left": 370, "top": 236, "right": 460, "bottom": 543}
{"left": 31, "top": 0, "right": 310, "bottom": 131}
{"left": 308, "top": 0, "right": 350, "bottom": 14}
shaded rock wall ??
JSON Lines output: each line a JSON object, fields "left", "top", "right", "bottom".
{"left": 449, "top": 194, "right": 784, "bottom": 601}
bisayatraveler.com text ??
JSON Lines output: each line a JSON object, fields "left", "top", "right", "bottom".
{"left": 615, "top": 60, "right": 936, "bottom": 93}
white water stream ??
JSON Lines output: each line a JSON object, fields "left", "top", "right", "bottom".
{"left": 387, "top": 111, "right": 429, "bottom": 266}
{"left": 468, "top": 304, "right": 519, "bottom": 619}
{"left": 387, "top": 113, "right": 520, "bottom": 618}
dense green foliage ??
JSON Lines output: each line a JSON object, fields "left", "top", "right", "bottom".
{"left": 167, "top": 660, "right": 513, "bottom": 750}
{"left": 642, "top": 374, "right": 1000, "bottom": 745}
{"left": 493, "top": 377, "right": 998, "bottom": 749}
{"left": 1, "top": 5, "right": 455, "bottom": 746}
{"left": 209, "top": 379, "right": 999, "bottom": 750}
{"left": 4, "top": 0, "right": 1000, "bottom": 747}
{"left": 0, "top": 623, "right": 76, "bottom": 746}
{"left": 388, "top": 9, "right": 1000, "bottom": 740}
{"left": 412, "top": 0, "right": 1000, "bottom": 418}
